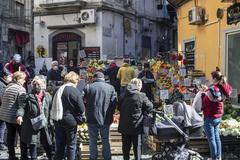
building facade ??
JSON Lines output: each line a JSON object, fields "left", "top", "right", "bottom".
{"left": 0, "top": 0, "right": 33, "bottom": 63}
{"left": 168, "top": 0, "right": 240, "bottom": 104}
{"left": 33, "top": 0, "right": 177, "bottom": 72}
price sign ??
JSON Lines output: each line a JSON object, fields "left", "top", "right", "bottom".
{"left": 168, "top": 71, "right": 173, "bottom": 78}
{"left": 79, "top": 50, "right": 86, "bottom": 58}
{"left": 230, "top": 89, "right": 238, "bottom": 98}
{"left": 171, "top": 76, "right": 178, "bottom": 85}
{"left": 160, "top": 90, "right": 169, "bottom": 100}
{"left": 184, "top": 93, "right": 192, "bottom": 100}
{"left": 184, "top": 78, "right": 192, "bottom": 87}
{"left": 179, "top": 68, "right": 187, "bottom": 77}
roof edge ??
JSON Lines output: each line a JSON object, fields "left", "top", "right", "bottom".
{"left": 167, "top": 0, "right": 191, "bottom": 8}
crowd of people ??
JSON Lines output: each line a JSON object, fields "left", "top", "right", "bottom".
{"left": 0, "top": 54, "right": 156, "bottom": 160}
{"left": 0, "top": 53, "right": 233, "bottom": 160}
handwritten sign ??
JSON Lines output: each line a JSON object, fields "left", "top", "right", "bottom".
{"left": 184, "top": 78, "right": 192, "bottom": 87}
{"left": 179, "top": 68, "right": 187, "bottom": 77}
{"left": 160, "top": 90, "right": 169, "bottom": 100}
{"left": 79, "top": 50, "right": 86, "bottom": 58}
{"left": 230, "top": 89, "right": 238, "bottom": 98}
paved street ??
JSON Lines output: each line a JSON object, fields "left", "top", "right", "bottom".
{"left": 0, "top": 150, "right": 152, "bottom": 160}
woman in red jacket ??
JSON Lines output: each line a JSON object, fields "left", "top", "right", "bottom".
{"left": 203, "top": 71, "right": 232, "bottom": 160}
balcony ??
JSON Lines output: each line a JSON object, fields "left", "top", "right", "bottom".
{"left": 39, "top": 0, "right": 87, "bottom": 9}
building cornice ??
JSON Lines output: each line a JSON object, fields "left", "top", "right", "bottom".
{"left": 167, "top": 0, "right": 191, "bottom": 8}
{"left": 34, "top": 2, "right": 171, "bottom": 25}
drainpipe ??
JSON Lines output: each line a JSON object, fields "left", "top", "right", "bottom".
{"left": 217, "top": 18, "right": 221, "bottom": 68}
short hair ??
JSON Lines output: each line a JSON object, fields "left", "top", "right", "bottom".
{"left": 123, "top": 59, "right": 130, "bottom": 64}
{"left": 137, "top": 62, "right": 142, "bottom": 66}
{"left": 12, "top": 71, "right": 26, "bottom": 83}
{"left": 31, "top": 75, "right": 46, "bottom": 90}
{"left": 129, "top": 78, "right": 142, "bottom": 91}
{"left": 51, "top": 61, "right": 58, "bottom": 67}
{"left": 64, "top": 71, "right": 79, "bottom": 85}
{"left": 144, "top": 63, "right": 150, "bottom": 69}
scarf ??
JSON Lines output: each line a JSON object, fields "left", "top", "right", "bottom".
{"left": 51, "top": 83, "right": 75, "bottom": 121}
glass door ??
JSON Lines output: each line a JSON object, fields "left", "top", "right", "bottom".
{"left": 226, "top": 31, "right": 240, "bottom": 106}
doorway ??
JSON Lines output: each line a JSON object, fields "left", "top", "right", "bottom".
{"left": 52, "top": 32, "right": 81, "bottom": 66}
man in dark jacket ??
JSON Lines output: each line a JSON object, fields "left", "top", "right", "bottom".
{"left": 84, "top": 72, "right": 117, "bottom": 160}
{"left": 138, "top": 63, "right": 155, "bottom": 102}
{"left": 47, "top": 61, "right": 62, "bottom": 84}
{"left": 118, "top": 78, "right": 153, "bottom": 160}
{"left": 104, "top": 61, "right": 120, "bottom": 96}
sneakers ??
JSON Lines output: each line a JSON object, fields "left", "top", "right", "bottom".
{"left": 0, "top": 143, "right": 7, "bottom": 151}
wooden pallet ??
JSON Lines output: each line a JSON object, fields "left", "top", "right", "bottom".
{"left": 78, "top": 125, "right": 131, "bottom": 159}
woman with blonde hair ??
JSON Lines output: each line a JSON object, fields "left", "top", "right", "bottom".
{"left": 0, "top": 71, "right": 26, "bottom": 160}
{"left": 51, "top": 71, "right": 85, "bottom": 160}
{"left": 118, "top": 78, "right": 153, "bottom": 160}
{"left": 16, "top": 75, "right": 53, "bottom": 160}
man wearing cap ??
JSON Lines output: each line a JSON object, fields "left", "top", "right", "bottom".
{"left": 83, "top": 72, "right": 117, "bottom": 160}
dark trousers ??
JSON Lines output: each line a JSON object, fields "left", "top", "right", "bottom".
{"left": 6, "top": 122, "right": 25, "bottom": 159}
{"left": 54, "top": 124, "right": 77, "bottom": 160}
{"left": 122, "top": 134, "right": 141, "bottom": 160}
{"left": 0, "top": 120, "right": 6, "bottom": 144}
{"left": 21, "top": 129, "right": 52, "bottom": 160}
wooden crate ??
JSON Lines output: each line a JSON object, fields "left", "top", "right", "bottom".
{"left": 78, "top": 125, "right": 132, "bottom": 159}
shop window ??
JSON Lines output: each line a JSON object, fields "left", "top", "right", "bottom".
{"left": 226, "top": 31, "right": 240, "bottom": 105}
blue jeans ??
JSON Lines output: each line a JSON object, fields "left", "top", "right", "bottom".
{"left": 54, "top": 123, "right": 77, "bottom": 160}
{"left": 88, "top": 124, "right": 111, "bottom": 160}
{"left": 204, "top": 117, "right": 221, "bottom": 160}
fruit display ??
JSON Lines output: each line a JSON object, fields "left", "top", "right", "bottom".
{"left": 156, "top": 76, "right": 172, "bottom": 89}
{"left": 222, "top": 101, "right": 240, "bottom": 120}
{"left": 220, "top": 118, "right": 240, "bottom": 137}
{"left": 78, "top": 124, "right": 90, "bottom": 143}
{"left": 77, "top": 124, "right": 101, "bottom": 144}
{"left": 219, "top": 100, "right": 240, "bottom": 137}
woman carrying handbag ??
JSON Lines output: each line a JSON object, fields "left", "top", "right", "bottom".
{"left": 16, "top": 76, "right": 53, "bottom": 160}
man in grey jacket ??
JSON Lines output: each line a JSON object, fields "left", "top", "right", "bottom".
{"left": 84, "top": 72, "right": 117, "bottom": 160}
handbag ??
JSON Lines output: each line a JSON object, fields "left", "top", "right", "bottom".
{"left": 30, "top": 113, "right": 47, "bottom": 131}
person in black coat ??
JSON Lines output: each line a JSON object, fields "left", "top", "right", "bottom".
{"left": 84, "top": 72, "right": 117, "bottom": 160}
{"left": 118, "top": 78, "right": 153, "bottom": 160}
{"left": 105, "top": 61, "right": 120, "bottom": 97}
{"left": 16, "top": 76, "right": 53, "bottom": 160}
{"left": 138, "top": 63, "right": 155, "bottom": 102}
{"left": 51, "top": 72, "right": 85, "bottom": 160}
{"left": 47, "top": 61, "right": 62, "bottom": 84}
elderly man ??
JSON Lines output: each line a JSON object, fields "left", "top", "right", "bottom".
{"left": 47, "top": 61, "right": 62, "bottom": 83}
{"left": 84, "top": 72, "right": 117, "bottom": 160}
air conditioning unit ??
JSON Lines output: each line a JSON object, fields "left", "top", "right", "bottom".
{"left": 80, "top": 9, "right": 96, "bottom": 24}
{"left": 123, "top": 0, "right": 132, "bottom": 8}
{"left": 188, "top": 7, "right": 205, "bottom": 25}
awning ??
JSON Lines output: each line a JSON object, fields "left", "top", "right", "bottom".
{"left": 15, "top": 31, "right": 29, "bottom": 46}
